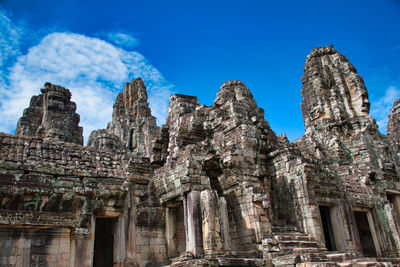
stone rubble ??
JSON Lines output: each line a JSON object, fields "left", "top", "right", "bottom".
{"left": 1, "top": 46, "right": 400, "bottom": 266}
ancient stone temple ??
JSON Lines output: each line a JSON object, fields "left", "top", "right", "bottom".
{"left": 1, "top": 45, "right": 400, "bottom": 266}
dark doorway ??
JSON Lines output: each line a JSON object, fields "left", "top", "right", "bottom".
{"left": 93, "top": 218, "right": 115, "bottom": 267}
{"left": 354, "top": 211, "right": 377, "bottom": 257}
{"left": 387, "top": 194, "right": 395, "bottom": 205}
{"left": 387, "top": 194, "right": 400, "bottom": 221}
{"left": 319, "top": 206, "right": 337, "bottom": 251}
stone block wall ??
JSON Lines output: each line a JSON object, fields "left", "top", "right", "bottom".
{"left": 0, "top": 133, "right": 131, "bottom": 267}
{"left": 0, "top": 227, "right": 70, "bottom": 267}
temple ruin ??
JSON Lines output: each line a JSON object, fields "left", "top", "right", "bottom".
{"left": 1, "top": 46, "right": 400, "bottom": 266}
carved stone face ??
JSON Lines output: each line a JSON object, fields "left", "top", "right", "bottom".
{"left": 351, "top": 87, "right": 370, "bottom": 116}
{"left": 360, "top": 92, "right": 370, "bottom": 115}
{"left": 302, "top": 48, "right": 372, "bottom": 126}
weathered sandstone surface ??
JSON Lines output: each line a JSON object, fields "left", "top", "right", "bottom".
{"left": 1, "top": 46, "right": 400, "bottom": 266}
{"left": 16, "top": 82, "right": 83, "bottom": 145}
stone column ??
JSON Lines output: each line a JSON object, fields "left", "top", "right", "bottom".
{"left": 114, "top": 216, "right": 126, "bottom": 267}
{"left": 166, "top": 207, "right": 177, "bottom": 258}
{"left": 391, "top": 195, "right": 400, "bottom": 221}
{"left": 185, "top": 190, "right": 203, "bottom": 257}
{"left": 124, "top": 185, "right": 137, "bottom": 266}
{"left": 342, "top": 203, "right": 362, "bottom": 252}
{"left": 366, "top": 210, "right": 382, "bottom": 257}
{"left": 201, "top": 190, "right": 224, "bottom": 257}
{"left": 329, "top": 205, "right": 346, "bottom": 251}
{"left": 21, "top": 237, "right": 32, "bottom": 267}
{"left": 70, "top": 215, "right": 95, "bottom": 267}
{"left": 219, "top": 196, "right": 231, "bottom": 253}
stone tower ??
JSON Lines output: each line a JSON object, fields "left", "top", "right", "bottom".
{"left": 88, "top": 78, "right": 158, "bottom": 158}
{"left": 301, "top": 45, "right": 371, "bottom": 128}
{"left": 15, "top": 82, "right": 83, "bottom": 145}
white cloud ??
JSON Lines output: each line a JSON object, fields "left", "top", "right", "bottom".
{"left": 0, "top": 9, "right": 25, "bottom": 100}
{"left": 106, "top": 32, "right": 139, "bottom": 50}
{"left": 0, "top": 11, "right": 174, "bottom": 143}
{"left": 370, "top": 86, "right": 400, "bottom": 133}
{"left": 0, "top": 9, "right": 23, "bottom": 68}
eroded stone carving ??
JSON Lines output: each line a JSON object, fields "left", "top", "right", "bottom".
{"left": 301, "top": 46, "right": 370, "bottom": 128}
{"left": 16, "top": 82, "right": 83, "bottom": 144}
{"left": 88, "top": 78, "right": 158, "bottom": 157}
{"left": 388, "top": 99, "right": 400, "bottom": 152}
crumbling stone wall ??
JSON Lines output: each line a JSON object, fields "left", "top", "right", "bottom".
{"left": 0, "top": 133, "right": 130, "bottom": 267}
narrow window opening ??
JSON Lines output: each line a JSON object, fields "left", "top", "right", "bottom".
{"left": 93, "top": 218, "right": 115, "bottom": 267}
{"left": 387, "top": 194, "right": 395, "bottom": 203}
{"left": 319, "top": 206, "right": 337, "bottom": 251}
{"left": 128, "top": 129, "right": 134, "bottom": 151}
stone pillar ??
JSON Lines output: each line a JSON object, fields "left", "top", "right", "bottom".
{"left": 201, "top": 190, "right": 224, "bottom": 257}
{"left": 366, "top": 210, "right": 382, "bottom": 257}
{"left": 166, "top": 207, "right": 177, "bottom": 258}
{"left": 124, "top": 186, "right": 137, "bottom": 266}
{"left": 185, "top": 190, "right": 203, "bottom": 257}
{"left": 343, "top": 203, "right": 362, "bottom": 252}
{"left": 70, "top": 215, "right": 95, "bottom": 267}
{"left": 245, "top": 188, "right": 271, "bottom": 244}
{"left": 383, "top": 201, "right": 400, "bottom": 256}
{"left": 391, "top": 195, "right": 400, "bottom": 221}
{"left": 114, "top": 216, "right": 126, "bottom": 267}
{"left": 329, "top": 205, "right": 346, "bottom": 251}
{"left": 219, "top": 196, "right": 231, "bottom": 252}
{"left": 22, "top": 237, "right": 32, "bottom": 267}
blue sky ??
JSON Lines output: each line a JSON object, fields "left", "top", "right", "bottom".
{"left": 0, "top": 0, "right": 399, "bottom": 142}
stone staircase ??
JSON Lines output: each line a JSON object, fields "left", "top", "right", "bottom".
{"left": 263, "top": 231, "right": 334, "bottom": 266}
{"left": 263, "top": 231, "right": 399, "bottom": 266}
{"left": 263, "top": 232, "right": 325, "bottom": 256}
{"left": 166, "top": 230, "right": 400, "bottom": 266}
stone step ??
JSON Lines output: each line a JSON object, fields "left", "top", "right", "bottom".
{"left": 293, "top": 248, "right": 320, "bottom": 255}
{"left": 296, "top": 262, "right": 338, "bottom": 267}
{"left": 213, "top": 258, "right": 263, "bottom": 266}
{"left": 272, "top": 253, "right": 331, "bottom": 266}
{"left": 231, "top": 250, "right": 259, "bottom": 258}
{"left": 275, "top": 234, "right": 313, "bottom": 242}
{"left": 168, "top": 258, "right": 263, "bottom": 267}
{"left": 336, "top": 263, "right": 352, "bottom": 267}
{"left": 272, "top": 254, "right": 303, "bottom": 266}
{"left": 326, "top": 252, "right": 362, "bottom": 262}
{"left": 334, "top": 259, "right": 394, "bottom": 267}
{"left": 350, "top": 261, "right": 392, "bottom": 267}
{"left": 279, "top": 240, "right": 319, "bottom": 248}
{"left": 376, "top": 257, "right": 400, "bottom": 265}
{"left": 264, "top": 232, "right": 325, "bottom": 258}
{"left": 271, "top": 226, "right": 297, "bottom": 232}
